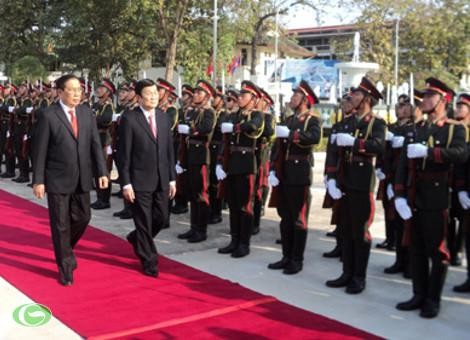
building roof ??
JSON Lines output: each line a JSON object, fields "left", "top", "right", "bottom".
{"left": 289, "top": 23, "right": 359, "bottom": 36}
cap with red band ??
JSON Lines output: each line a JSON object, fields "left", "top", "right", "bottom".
{"left": 99, "top": 78, "right": 116, "bottom": 95}
{"left": 240, "top": 81, "right": 261, "bottom": 99}
{"left": 294, "top": 80, "right": 318, "bottom": 106}
{"left": 457, "top": 93, "right": 470, "bottom": 107}
{"left": 196, "top": 80, "right": 216, "bottom": 98}
{"left": 353, "top": 77, "right": 383, "bottom": 101}
{"left": 259, "top": 88, "right": 274, "bottom": 106}
{"left": 156, "top": 78, "right": 176, "bottom": 93}
{"left": 424, "top": 77, "right": 455, "bottom": 104}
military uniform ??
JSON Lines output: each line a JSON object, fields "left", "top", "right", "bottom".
{"left": 218, "top": 81, "right": 264, "bottom": 258}
{"left": 325, "top": 77, "right": 386, "bottom": 293}
{"left": 394, "top": 78, "right": 467, "bottom": 318}
{"left": 177, "top": 80, "right": 216, "bottom": 243}
{"left": 91, "top": 79, "right": 115, "bottom": 209}
{"left": 12, "top": 92, "right": 33, "bottom": 182}
{"left": 253, "top": 89, "right": 276, "bottom": 234}
{"left": 269, "top": 95, "right": 321, "bottom": 273}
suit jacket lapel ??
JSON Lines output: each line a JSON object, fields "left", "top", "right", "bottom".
{"left": 136, "top": 107, "right": 157, "bottom": 143}
{"left": 53, "top": 103, "right": 77, "bottom": 140}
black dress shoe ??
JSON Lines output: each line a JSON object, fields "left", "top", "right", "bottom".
{"left": 177, "top": 229, "right": 195, "bottom": 240}
{"left": 323, "top": 245, "right": 342, "bottom": 258}
{"left": 345, "top": 277, "right": 365, "bottom": 294}
{"left": 14, "top": 176, "right": 30, "bottom": 183}
{"left": 326, "top": 230, "right": 337, "bottom": 238}
{"left": 268, "top": 257, "right": 290, "bottom": 270}
{"left": 251, "top": 226, "right": 260, "bottom": 235}
{"left": 187, "top": 231, "right": 207, "bottom": 243}
{"left": 283, "top": 261, "right": 303, "bottom": 275}
{"left": 59, "top": 272, "right": 74, "bottom": 286}
{"left": 91, "top": 201, "right": 110, "bottom": 210}
{"left": 218, "top": 241, "right": 238, "bottom": 254}
{"left": 208, "top": 216, "right": 222, "bottom": 224}
{"left": 453, "top": 279, "right": 470, "bottom": 293}
{"left": 384, "top": 262, "right": 404, "bottom": 274}
{"left": 0, "top": 172, "right": 15, "bottom": 178}
{"left": 113, "top": 209, "right": 125, "bottom": 217}
{"left": 396, "top": 295, "right": 424, "bottom": 311}
{"left": 326, "top": 274, "right": 351, "bottom": 288}
{"left": 275, "top": 239, "right": 282, "bottom": 244}
{"left": 450, "top": 255, "right": 462, "bottom": 267}
{"left": 171, "top": 205, "right": 189, "bottom": 214}
{"left": 27, "top": 183, "right": 33, "bottom": 188}
{"left": 420, "top": 300, "right": 440, "bottom": 318}
{"left": 231, "top": 245, "right": 250, "bottom": 258}
{"left": 376, "top": 240, "right": 392, "bottom": 249}
{"left": 120, "top": 210, "right": 133, "bottom": 219}
{"left": 143, "top": 267, "right": 158, "bottom": 278}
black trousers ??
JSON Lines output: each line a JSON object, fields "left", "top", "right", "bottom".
{"left": 129, "top": 188, "right": 169, "bottom": 269}
{"left": 227, "top": 174, "right": 255, "bottom": 246}
{"left": 410, "top": 209, "right": 449, "bottom": 303}
{"left": 13, "top": 124, "right": 29, "bottom": 177}
{"left": 187, "top": 164, "right": 210, "bottom": 233}
{"left": 47, "top": 190, "right": 91, "bottom": 278}
{"left": 276, "top": 184, "right": 310, "bottom": 262}
{"left": 382, "top": 197, "right": 395, "bottom": 245}
{"left": 209, "top": 145, "right": 222, "bottom": 219}
{"left": 339, "top": 190, "right": 373, "bottom": 279}
{"left": 0, "top": 120, "right": 8, "bottom": 163}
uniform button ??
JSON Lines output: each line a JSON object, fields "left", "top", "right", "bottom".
{"left": 436, "top": 140, "right": 440, "bottom": 145}
{"left": 196, "top": 144, "right": 199, "bottom": 147}
{"left": 410, "top": 139, "right": 414, "bottom": 142}
{"left": 435, "top": 182, "right": 439, "bottom": 186}
{"left": 295, "top": 160, "right": 299, "bottom": 164}
{"left": 359, "top": 162, "right": 364, "bottom": 166}
{"left": 242, "top": 151, "right": 246, "bottom": 154}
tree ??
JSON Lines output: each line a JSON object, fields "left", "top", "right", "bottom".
{"left": 10, "top": 56, "right": 48, "bottom": 83}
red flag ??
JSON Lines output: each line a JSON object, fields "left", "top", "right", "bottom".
{"left": 206, "top": 62, "right": 214, "bottom": 77}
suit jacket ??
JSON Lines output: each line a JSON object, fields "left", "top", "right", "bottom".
{"left": 32, "top": 102, "right": 107, "bottom": 194}
{"left": 117, "top": 107, "right": 176, "bottom": 192}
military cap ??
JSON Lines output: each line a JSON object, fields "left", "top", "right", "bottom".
{"left": 156, "top": 78, "right": 176, "bottom": 92}
{"left": 240, "top": 80, "right": 262, "bottom": 99}
{"left": 353, "top": 77, "right": 383, "bottom": 101}
{"left": 182, "top": 84, "right": 194, "bottom": 97}
{"left": 169, "top": 90, "right": 178, "bottom": 99}
{"left": 215, "top": 85, "right": 224, "bottom": 98}
{"left": 413, "top": 89, "right": 424, "bottom": 103}
{"left": 424, "top": 77, "right": 455, "bottom": 103}
{"left": 195, "top": 79, "right": 216, "bottom": 98}
{"left": 456, "top": 93, "right": 470, "bottom": 107}
{"left": 226, "top": 89, "right": 239, "bottom": 102}
{"left": 6, "top": 83, "right": 18, "bottom": 93}
{"left": 294, "top": 80, "right": 319, "bottom": 106}
{"left": 259, "top": 88, "right": 274, "bottom": 107}
{"left": 100, "top": 78, "right": 116, "bottom": 95}
{"left": 128, "top": 80, "right": 137, "bottom": 91}
{"left": 397, "top": 94, "right": 411, "bottom": 104}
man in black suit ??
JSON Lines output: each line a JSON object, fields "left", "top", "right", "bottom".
{"left": 32, "top": 74, "right": 108, "bottom": 286}
{"left": 117, "top": 79, "right": 176, "bottom": 278}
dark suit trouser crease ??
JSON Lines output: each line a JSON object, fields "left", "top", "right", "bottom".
{"left": 276, "top": 184, "right": 310, "bottom": 262}
{"left": 227, "top": 174, "right": 255, "bottom": 246}
{"left": 339, "top": 190, "right": 373, "bottom": 280}
{"left": 209, "top": 146, "right": 222, "bottom": 219}
{"left": 129, "top": 189, "right": 169, "bottom": 269}
{"left": 47, "top": 191, "right": 91, "bottom": 278}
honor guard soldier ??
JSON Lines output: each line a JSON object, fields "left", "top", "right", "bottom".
{"left": 1, "top": 83, "right": 18, "bottom": 178}
{"left": 79, "top": 78, "right": 92, "bottom": 108}
{"left": 267, "top": 80, "right": 321, "bottom": 274}
{"left": 322, "top": 92, "right": 356, "bottom": 259}
{"left": 177, "top": 80, "right": 216, "bottom": 243}
{"left": 12, "top": 82, "right": 33, "bottom": 183}
{"left": 253, "top": 88, "right": 276, "bottom": 235}
{"left": 453, "top": 93, "right": 470, "bottom": 293}
{"left": 208, "top": 86, "right": 229, "bottom": 225}
{"left": 172, "top": 84, "right": 194, "bottom": 215}
{"left": 91, "top": 79, "right": 115, "bottom": 210}
{"left": 325, "top": 77, "right": 386, "bottom": 294}
{"left": 394, "top": 78, "right": 467, "bottom": 318}
{"left": 216, "top": 81, "right": 264, "bottom": 258}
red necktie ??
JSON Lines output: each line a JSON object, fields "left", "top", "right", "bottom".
{"left": 68, "top": 110, "right": 78, "bottom": 138}
{"left": 148, "top": 114, "right": 157, "bottom": 138}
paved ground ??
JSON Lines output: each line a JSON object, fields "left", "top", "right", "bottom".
{"left": 0, "top": 153, "right": 469, "bottom": 339}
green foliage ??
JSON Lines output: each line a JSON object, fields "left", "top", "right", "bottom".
{"left": 10, "top": 56, "right": 48, "bottom": 83}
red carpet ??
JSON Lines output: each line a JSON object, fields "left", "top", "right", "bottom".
{"left": 0, "top": 189, "right": 380, "bottom": 339}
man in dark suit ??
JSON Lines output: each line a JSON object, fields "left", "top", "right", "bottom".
{"left": 32, "top": 74, "right": 108, "bottom": 286}
{"left": 117, "top": 79, "right": 176, "bottom": 278}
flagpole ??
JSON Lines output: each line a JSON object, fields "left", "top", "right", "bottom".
{"left": 212, "top": 0, "right": 218, "bottom": 83}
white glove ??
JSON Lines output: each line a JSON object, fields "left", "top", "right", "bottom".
{"left": 215, "top": 164, "right": 227, "bottom": 181}
{"left": 8, "top": 106, "right": 14, "bottom": 113}
{"left": 175, "top": 162, "right": 184, "bottom": 175}
{"left": 26, "top": 107, "right": 33, "bottom": 114}
{"left": 268, "top": 171, "right": 279, "bottom": 187}
{"left": 221, "top": 122, "right": 234, "bottom": 133}
{"left": 327, "top": 179, "right": 342, "bottom": 200}
{"left": 336, "top": 133, "right": 355, "bottom": 146}
{"left": 458, "top": 191, "right": 470, "bottom": 210}
{"left": 178, "top": 124, "right": 190, "bottom": 135}
{"left": 6, "top": 131, "right": 10, "bottom": 138}
{"left": 330, "top": 133, "right": 337, "bottom": 144}
{"left": 106, "top": 145, "right": 113, "bottom": 155}
{"left": 386, "top": 183, "right": 394, "bottom": 200}
{"left": 23, "top": 134, "right": 28, "bottom": 141}
{"left": 112, "top": 113, "right": 120, "bottom": 122}
{"left": 376, "top": 168, "right": 386, "bottom": 181}
{"left": 407, "top": 143, "right": 428, "bottom": 158}
{"left": 275, "top": 125, "right": 290, "bottom": 138}
{"left": 394, "top": 197, "right": 412, "bottom": 220}
{"left": 392, "top": 136, "right": 405, "bottom": 148}
{"left": 385, "top": 130, "right": 394, "bottom": 141}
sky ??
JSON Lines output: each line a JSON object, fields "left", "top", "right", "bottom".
{"left": 283, "top": 3, "right": 361, "bottom": 29}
